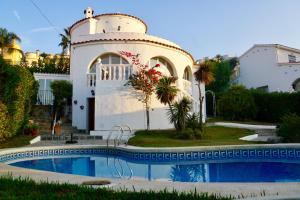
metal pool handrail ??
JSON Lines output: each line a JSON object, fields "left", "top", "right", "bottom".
{"left": 107, "top": 125, "right": 124, "bottom": 147}
{"left": 117, "top": 125, "right": 132, "bottom": 146}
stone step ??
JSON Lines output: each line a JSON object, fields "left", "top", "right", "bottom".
{"left": 255, "top": 129, "right": 277, "bottom": 136}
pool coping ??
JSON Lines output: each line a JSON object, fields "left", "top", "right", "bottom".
{"left": 1, "top": 144, "right": 300, "bottom": 199}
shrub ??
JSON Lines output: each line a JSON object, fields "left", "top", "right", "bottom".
{"left": 277, "top": 113, "right": 300, "bottom": 142}
{"left": 251, "top": 90, "right": 300, "bottom": 122}
{"left": 0, "top": 102, "right": 10, "bottom": 141}
{"left": 176, "top": 128, "right": 202, "bottom": 140}
{"left": 217, "top": 85, "right": 256, "bottom": 120}
{"left": 0, "top": 57, "right": 37, "bottom": 140}
{"left": 50, "top": 80, "right": 72, "bottom": 121}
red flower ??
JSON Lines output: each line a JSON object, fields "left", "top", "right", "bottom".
{"left": 155, "top": 64, "right": 160, "bottom": 67}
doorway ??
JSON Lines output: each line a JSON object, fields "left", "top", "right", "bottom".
{"left": 88, "top": 98, "right": 95, "bottom": 132}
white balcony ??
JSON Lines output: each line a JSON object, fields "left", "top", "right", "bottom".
{"left": 87, "top": 64, "right": 133, "bottom": 87}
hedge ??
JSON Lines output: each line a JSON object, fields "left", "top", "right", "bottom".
{"left": 217, "top": 85, "right": 256, "bottom": 121}
{"left": 216, "top": 85, "right": 300, "bottom": 123}
{"left": 0, "top": 57, "right": 38, "bottom": 141}
{"left": 251, "top": 90, "right": 300, "bottom": 122}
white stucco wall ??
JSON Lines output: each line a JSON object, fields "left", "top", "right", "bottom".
{"left": 71, "top": 41, "right": 201, "bottom": 131}
{"left": 70, "top": 11, "right": 204, "bottom": 133}
{"left": 239, "top": 45, "right": 300, "bottom": 92}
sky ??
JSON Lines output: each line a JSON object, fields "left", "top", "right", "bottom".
{"left": 1, "top": 0, "right": 300, "bottom": 59}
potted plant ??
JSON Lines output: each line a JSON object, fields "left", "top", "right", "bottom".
{"left": 25, "top": 123, "right": 39, "bottom": 137}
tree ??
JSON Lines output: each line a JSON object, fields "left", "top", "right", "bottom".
{"left": 50, "top": 80, "right": 72, "bottom": 126}
{"left": 194, "top": 60, "right": 214, "bottom": 131}
{"left": 121, "top": 51, "right": 162, "bottom": 130}
{"left": 206, "top": 60, "right": 231, "bottom": 94}
{"left": 168, "top": 97, "right": 192, "bottom": 132}
{"left": 58, "top": 28, "right": 71, "bottom": 55}
{"left": 155, "top": 76, "right": 179, "bottom": 129}
{"left": 0, "top": 28, "right": 21, "bottom": 57}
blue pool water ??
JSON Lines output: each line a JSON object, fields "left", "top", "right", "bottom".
{"left": 11, "top": 155, "right": 300, "bottom": 182}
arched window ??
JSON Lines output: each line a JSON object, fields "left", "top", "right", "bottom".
{"left": 183, "top": 66, "right": 191, "bottom": 81}
{"left": 292, "top": 78, "right": 300, "bottom": 92}
{"left": 89, "top": 53, "right": 131, "bottom": 81}
{"left": 149, "top": 57, "right": 174, "bottom": 77}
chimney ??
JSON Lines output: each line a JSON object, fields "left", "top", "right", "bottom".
{"left": 84, "top": 7, "right": 94, "bottom": 18}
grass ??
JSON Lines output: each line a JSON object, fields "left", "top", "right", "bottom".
{"left": 128, "top": 126, "right": 266, "bottom": 147}
{"left": 0, "top": 134, "right": 33, "bottom": 149}
{"left": 206, "top": 117, "right": 276, "bottom": 125}
{"left": 0, "top": 176, "right": 232, "bottom": 200}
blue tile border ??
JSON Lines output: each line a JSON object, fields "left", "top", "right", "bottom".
{"left": 1, "top": 146, "right": 300, "bottom": 164}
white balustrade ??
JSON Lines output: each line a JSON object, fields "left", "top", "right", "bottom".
{"left": 86, "top": 64, "right": 132, "bottom": 87}
{"left": 87, "top": 73, "right": 96, "bottom": 87}
{"left": 99, "top": 64, "right": 132, "bottom": 81}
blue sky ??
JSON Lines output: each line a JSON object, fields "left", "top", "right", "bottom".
{"left": 1, "top": 0, "right": 300, "bottom": 59}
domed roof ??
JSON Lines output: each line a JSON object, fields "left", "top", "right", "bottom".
{"left": 70, "top": 13, "right": 148, "bottom": 33}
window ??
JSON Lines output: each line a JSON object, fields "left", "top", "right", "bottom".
{"left": 89, "top": 54, "right": 131, "bottom": 81}
{"left": 288, "top": 54, "right": 296, "bottom": 63}
{"left": 183, "top": 67, "right": 191, "bottom": 81}
{"left": 149, "top": 57, "right": 174, "bottom": 77}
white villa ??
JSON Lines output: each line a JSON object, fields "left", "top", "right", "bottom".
{"left": 238, "top": 44, "right": 300, "bottom": 92}
{"left": 69, "top": 8, "right": 203, "bottom": 136}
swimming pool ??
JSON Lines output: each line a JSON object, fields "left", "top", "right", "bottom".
{"left": 2, "top": 145, "right": 300, "bottom": 183}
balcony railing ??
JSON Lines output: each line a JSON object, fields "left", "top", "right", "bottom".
{"left": 36, "top": 90, "right": 54, "bottom": 105}
{"left": 87, "top": 73, "right": 96, "bottom": 87}
{"left": 87, "top": 64, "right": 133, "bottom": 87}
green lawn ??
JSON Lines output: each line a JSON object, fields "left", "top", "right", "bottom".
{"left": 128, "top": 126, "right": 265, "bottom": 147}
{"left": 0, "top": 134, "right": 33, "bottom": 149}
{"left": 0, "top": 176, "right": 232, "bottom": 200}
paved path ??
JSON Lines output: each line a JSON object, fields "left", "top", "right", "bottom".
{"left": 211, "top": 122, "right": 276, "bottom": 130}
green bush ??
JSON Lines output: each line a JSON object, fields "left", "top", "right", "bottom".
{"left": 0, "top": 102, "right": 10, "bottom": 141}
{"left": 251, "top": 90, "right": 300, "bottom": 122}
{"left": 176, "top": 128, "right": 202, "bottom": 140}
{"left": 217, "top": 85, "right": 256, "bottom": 120}
{"left": 0, "top": 57, "right": 37, "bottom": 140}
{"left": 277, "top": 113, "right": 300, "bottom": 142}
{"left": 50, "top": 80, "right": 72, "bottom": 121}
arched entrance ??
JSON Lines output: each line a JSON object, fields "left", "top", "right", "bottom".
{"left": 205, "top": 90, "right": 216, "bottom": 117}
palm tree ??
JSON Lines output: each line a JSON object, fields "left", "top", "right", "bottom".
{"left": 0, "top": 28, "right": 21, "bottom": 57}
{"left": 58, "top": 28, "right": 71, "bottom": 55}
{"left": 169, "top": 97, "right": 192, "bottom": 132}
{"left": 156, "top": 76, "right": 179, "bottom": 128}
{"left": 194, "top": 60, "right": 215, "bottom": 131}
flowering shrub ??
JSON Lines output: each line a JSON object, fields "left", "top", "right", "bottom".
{"left": 120, "top": 51, "right": 162, "bottom": 130}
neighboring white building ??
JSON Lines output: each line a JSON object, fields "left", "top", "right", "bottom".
{"left": 70, "top": 7, "right": 204, "bottom": 135}
{"left": 238, "top": 44, "right": 300, "bottom": 92}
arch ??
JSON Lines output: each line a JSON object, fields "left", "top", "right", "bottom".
{"left": 88, "top": 52, "right": 129, "bottom": 73}
{"left": 149, "top": 56, "right": 177, "bottom": 77}
{"left": 183, "top": 66, "right": 192, "bottom": 81}
{"left": 292, "top": 78, "right": 300, "bottom": 92}
{"left": 88, "top": 52, "right": 132, "bottom": 81}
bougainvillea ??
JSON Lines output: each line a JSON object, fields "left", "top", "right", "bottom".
{"left": 120, "top": 51, "right": 162, "bottom": 130}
